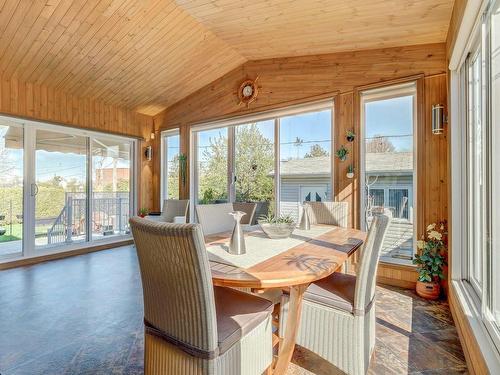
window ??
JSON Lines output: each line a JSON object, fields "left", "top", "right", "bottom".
{"left": 191, "top": 101, "right": 333, "bottom": 222}
{"left": 454, "top": 0, "right": 500, "bottom": 354}
{"left": 361, "top": 83, "right": 417, "bottom": 265}
{"left": 196, "top": 127, "right": 229, "bottom": 204}
{"left": 161, "top": 130, "right": 180, "bottom": 201}
{"left": 0, "top": 115, "right": 137, "bottom": 261}
{"left": 491, "top": 0, "right": 500, "bottom": 332}
{"left": 279, "top": 110, "right": 332, "bottom": 221}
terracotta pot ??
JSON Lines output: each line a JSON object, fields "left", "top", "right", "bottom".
{"left": 416, "top": 280, "right": 440, "bottom": 300}
{"left": 139, "top": 214, "right": 146, "bottom": 218}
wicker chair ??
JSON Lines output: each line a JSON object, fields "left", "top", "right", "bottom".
{"left": 303, "top": 201, "right": 349, "bottom": 227}
{"left": 195, "top": 203, "right": 235, "bottom": 235}
{"left": 130, "top": 218, "right": 273, "bottom": 375}
{"left": 231, "top": 203, "right": 257, "bottom": 225}
{"left": 279, "top": 213, "right": 391, "bottom": 375}
{"left": 160, "top": 199, "right": 190, "bottom": 222}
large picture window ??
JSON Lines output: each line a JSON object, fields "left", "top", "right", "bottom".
{"left": 191, "top": 101, "right": 333, "bottom": 222}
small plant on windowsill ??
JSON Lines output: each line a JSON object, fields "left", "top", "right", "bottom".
{"left": 138, "top": 208, "right": 149, "bottom": 218}
{"left": 335, "top": 145, "right": 349, "bottom": 161}
{"left": 413, "top": 221, "right": 447, "bottom": 300}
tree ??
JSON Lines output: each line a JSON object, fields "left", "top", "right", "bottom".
{"left": 198, "top": 124, "right": 274, "bottom": 204}
{"left": 304, "top": 144, "right": 329, "bottom": 158}
{"left": 365, "top": 135, "right": 396, "bottom": 153}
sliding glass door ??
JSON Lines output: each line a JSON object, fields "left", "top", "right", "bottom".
{"left": 92, "top": 137, "right": 131, "bottom": 239}
{"left": 0, "top": 115, "right": 137, "bottom": 260}
{"left": 34, "top": 129, "right": 88, "bottom": 250}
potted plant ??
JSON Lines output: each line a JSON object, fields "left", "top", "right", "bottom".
{"left": 335, "top": 145, "right": 349, "bottom": 161}
{"left": 346, "top": 164, "right": 354, "bottom": 179}
{"left": 258, "top": 213, "right": 296, "bottom": 239}
{"left": 346, "top": 130, "right": 355, "bottom": 142}
{"left": 413, "top": 222, "right": 447, "bottom": 300}
{"left": 138, "top": 208, "right": 148, "bottom": 218}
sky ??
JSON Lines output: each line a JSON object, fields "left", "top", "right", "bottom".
{"left": 195, "top": 95, "right": 413, "bottom": 164}
{"left": 0, "top": 126, "right": 130, "bottom": 184}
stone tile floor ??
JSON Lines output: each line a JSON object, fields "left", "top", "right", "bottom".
{"left": 0, "top": 246, "right": 467, "bottom": 374}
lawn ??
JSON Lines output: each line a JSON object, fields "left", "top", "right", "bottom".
{"left": 0, "top": 223, "right": 52, "bottom": 242}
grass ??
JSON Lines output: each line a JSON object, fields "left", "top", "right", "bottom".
{"left": 0, "top": 223, "right": 52, "bottom": 242}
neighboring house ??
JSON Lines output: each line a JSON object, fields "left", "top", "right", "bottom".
{"left": 94, "top": 167, "right": 129, "bottom": 190}
{"left": 275, "top": 152, "right": 414, "bottom": 262}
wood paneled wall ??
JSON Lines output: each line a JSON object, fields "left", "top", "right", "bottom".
{"left": 151, "top": 43, "right": 449, "bottom": 288}
{"left": 0, "top": 76, "right": 154, "bottom": 210}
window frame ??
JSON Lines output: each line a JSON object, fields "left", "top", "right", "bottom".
{"left": 160, "top": 128, "right": 180, "bottom": 203}
{"left": 451, "top": 0, "right": 500, "bottom": 361}
{"left": 359, "top": 82, "right": 418, "bottom": 264}
{"left": 189, "top": 99, "right": 335, "bottom": 223}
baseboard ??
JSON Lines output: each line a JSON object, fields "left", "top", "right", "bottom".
{"left": 0, "top": 239, "right": 133, "bottom": 270}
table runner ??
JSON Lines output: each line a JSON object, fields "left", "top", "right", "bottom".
{"left": 206, "top": 225, "right": 336, "bottom": 269}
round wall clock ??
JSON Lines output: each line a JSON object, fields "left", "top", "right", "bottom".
{"left": 237, "top": 77, "right": 259, "bottom": 107}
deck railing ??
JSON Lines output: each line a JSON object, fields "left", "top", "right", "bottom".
{"left": 47, "top": 192, "right": 129, "bottom": 245}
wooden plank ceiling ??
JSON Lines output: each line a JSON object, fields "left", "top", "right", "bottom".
{"left": 0, "top": 0, "right": 454, "bottom": 116}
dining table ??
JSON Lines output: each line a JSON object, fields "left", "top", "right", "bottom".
{"left": 204, "top": 224, "right": 366, "bottom": 375}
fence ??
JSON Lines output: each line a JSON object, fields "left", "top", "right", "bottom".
{"left": 47, "top": 192, "right": 130, "bottom": 245}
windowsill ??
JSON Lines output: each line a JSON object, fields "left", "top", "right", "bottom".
{"left": 0, "top": 235, "right": 133, "bottom": 268}
{"left": 452, "top": 279, "right": 500, "bottom": 373}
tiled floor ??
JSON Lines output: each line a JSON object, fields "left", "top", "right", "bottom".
{"left": 0, "top": 246, "right": 467, "bottom": 374}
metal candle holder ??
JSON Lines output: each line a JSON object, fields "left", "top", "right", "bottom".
{"left": 228, "top": 211, "right": 246, "bottom": 255}
{"left": 299, "top": 204, "right": 310, "bottom": 230}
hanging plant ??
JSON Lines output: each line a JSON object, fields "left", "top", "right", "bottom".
{"left": 346, "top": 164, "right": 354, "bottom": 179}
{"left": 346, "top": 130, "right": 356, "bottom": 142}
{"left": 335, "top": 145, "right": 349, "bottom": 161}
{"left": 179, "top": 153, "right": 187, "bottom": 187}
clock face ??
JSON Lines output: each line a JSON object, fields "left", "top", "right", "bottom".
{"left": 242, "top": 84, "right": 254, "bottom": 97}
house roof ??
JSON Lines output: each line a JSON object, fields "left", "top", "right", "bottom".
{"left": 277, "top": 152, "right": 413, "bottom": 178}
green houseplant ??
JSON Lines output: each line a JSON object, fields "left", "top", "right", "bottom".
{"left": 258, "top": 213, "right": 295, "bottom": 239}
{"left": 413, "top": 221, "right": 447, "bottom": 299}
{"left": 346, "top": 164, "right": 354, "bottom": 179}
{"left": 138, "top": 208, "right": 148, "bottom": 218}
{"left": 335, "top": 145, "right": 349, "bottom": 161}
{"left": 346, "top": 130, "right": 355, "bottom": 142}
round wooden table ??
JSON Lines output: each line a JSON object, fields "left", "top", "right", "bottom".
{"left": 206, "top": 225, "right": 366, "bottom": 375}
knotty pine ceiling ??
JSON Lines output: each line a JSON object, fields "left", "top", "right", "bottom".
{"left": 0, "top": 0, "right": 455, "bottom": 116}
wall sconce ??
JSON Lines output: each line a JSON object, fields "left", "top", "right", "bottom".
{"left": 432, "top": 104, "right": 445, "bottom": 135}
{"left": 150, "top": 132, "right": 155, "bottom": 140}
{"left": 144, "top": 145, "right": 153, "bottom": 161}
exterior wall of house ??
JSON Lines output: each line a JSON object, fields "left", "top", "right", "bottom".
{"left": 279, "top": 177, "right": 332, "bottom": 221}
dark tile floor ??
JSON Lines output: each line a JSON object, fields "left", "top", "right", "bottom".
{"left": 0, "top": 246, "right": 467, "bottom": 374}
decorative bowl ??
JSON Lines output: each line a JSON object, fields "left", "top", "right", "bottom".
{"left": 258, "top": 221, "right": 296, "bottom": 239}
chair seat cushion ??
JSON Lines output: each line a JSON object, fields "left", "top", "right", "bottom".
{"left": 304, "top": 272, "right": 357, "bottom": 313}
{"left": 214, "top": 286, "right": 273, "bottom": 354}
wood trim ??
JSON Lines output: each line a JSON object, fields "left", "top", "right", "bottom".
{"left": 449, "top": 283, "right": 489, "bottom": 375}
{"left": 0, "top": 239, "right": 133, "bottom": 271}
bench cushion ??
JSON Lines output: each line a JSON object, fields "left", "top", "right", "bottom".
{"left": 214, "top": 286, "right": 273, "bottom": 354}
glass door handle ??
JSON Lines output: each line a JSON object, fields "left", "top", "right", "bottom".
{"left": 31, "top": 183, "right": 39, "bottom": 196}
